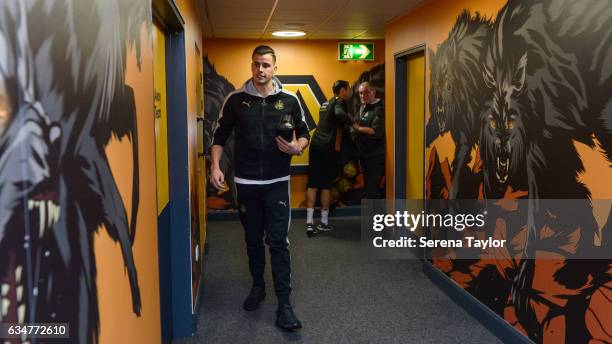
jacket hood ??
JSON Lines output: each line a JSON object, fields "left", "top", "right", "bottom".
{"left": 243, "top": 77, "right": 283, "bottom": 97}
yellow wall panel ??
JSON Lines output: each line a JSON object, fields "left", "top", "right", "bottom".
{"left": 406, "top": 55, "right": 425, "bottom": 200}
{"left": 283, "top": 84, "right": 323, "bottom": 166}
{"left": 153, "top": 24, "right": 169, "bottom": 213}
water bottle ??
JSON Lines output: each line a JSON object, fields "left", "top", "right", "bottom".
{"left": 276, "top": 114, "right": 294, "bottom": 141}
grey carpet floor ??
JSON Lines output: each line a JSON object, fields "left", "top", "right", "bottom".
{"left": 174, "top": 217, "right": 501, "bottom": 344}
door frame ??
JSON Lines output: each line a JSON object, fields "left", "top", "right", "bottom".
{"left": 393, "top": 45, "right": 426, "bottom": 200}
{"left": 393, "top": 45, "right": 427, "bottom": 260}
{"left": 153, "top": 0, "right": 193, "bottom": 340}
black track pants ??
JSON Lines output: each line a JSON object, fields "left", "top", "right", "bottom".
{"left": 236, "top": 180, "right": 291, "bottom": 304}
{"left": 361, "top": 156, "right": 385, "bottom": 199}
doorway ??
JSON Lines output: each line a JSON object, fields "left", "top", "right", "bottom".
{"left": 394, "top": 47, "right": 425, "bottom": 200}
{"left": 152, "top": 0, "right": 194, "bottom": 338}
{"left": 394, "top": 47, "right": 425, "bottom": 241}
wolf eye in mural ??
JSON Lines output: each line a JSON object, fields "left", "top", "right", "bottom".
{"left": 0, "top": 0, "right": 147, "bottom": 342}
{"left": 426, "top": 10, "right": 492, "bottom": 199}
{"left": 482, "top": 0, "right": 612, "bottom": 197}
{"left": 479, "top": 51, "right": 529, "bottom": 198}
{"left": 480, "top": 0, "right": 612, "bottom": 341}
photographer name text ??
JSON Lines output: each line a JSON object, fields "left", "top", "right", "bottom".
{"left": 372, "top": 236, "right": 506, "bottom": 249}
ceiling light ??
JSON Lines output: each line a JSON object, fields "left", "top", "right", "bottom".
{"left": 272, "top": 30, "right": 306, "bottom": 37}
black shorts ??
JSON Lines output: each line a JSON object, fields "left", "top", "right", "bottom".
{"left": 307, "top": 144, "right": 339, "bottom": 189}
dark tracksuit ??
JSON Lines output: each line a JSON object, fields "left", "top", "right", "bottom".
{"left": 307, "top": 96, "right": 354, "bottom": 189}
{"left": 355, "top": 99, "right": 385, "bottom": 199}
{"left": 212, "top": 77, "right": 310, "bottom": 305}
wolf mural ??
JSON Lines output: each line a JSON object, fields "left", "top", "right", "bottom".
{"left": 427, "top": 2, "right": 611, "bottom": 343}
{"left": 481, "top": 1, "right": 612, "bottom": 341}
{"left": 203, "top": 56, "right": 237, "bottom": 210}
{"left": 426, "top": 11, "right": 492, "bottom": 199}
{"left": 0, "top": 1, "right": 147, "bottom": 342}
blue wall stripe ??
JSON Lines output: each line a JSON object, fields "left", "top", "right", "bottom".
{"left": 165, "top": 31, "right": 194, "bottom": 339}
{"left": 157, "top": 204, "right": 172, "bottom": 341}
{"left": 207, "top": 206, "right": 362, "bottom": 221}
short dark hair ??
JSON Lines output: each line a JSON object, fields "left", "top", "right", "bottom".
{"left": 252, "top": 45, "right": 276, "bottom": 63}
{"left": 332, "top": 80, "right": 349, "bottom": 95}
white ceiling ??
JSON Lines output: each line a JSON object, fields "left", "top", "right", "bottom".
{"left": 199, "top": 0, "right": 424, "bottom": 40}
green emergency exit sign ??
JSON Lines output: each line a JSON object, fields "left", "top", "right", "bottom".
{"left": 339, "top": 43, "right": 374, "bottom": 61}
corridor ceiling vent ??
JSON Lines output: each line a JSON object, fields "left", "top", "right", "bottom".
{"left": 272, "top": 30, "right": 306, "bottom": 37}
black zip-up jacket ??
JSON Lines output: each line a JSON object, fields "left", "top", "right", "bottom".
{"left": 212, "top": 78, "right": 310, "bottom": 181}
{"left": 311, "top": 96, "right": 353, "bottom": 150}
{"left": 356, "top": 99, "right": 385, "bottom": 159}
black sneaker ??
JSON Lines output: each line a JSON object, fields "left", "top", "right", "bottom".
{"left": 317, "top": 223, "right": 333, "bottom": 232}
{"left": 275, "top": 304, "right": 302, "bottom": 331}
{"left": 243, "top": 286, "right": 265, "bottom": 311}
{"left": 306, "top": 223, "right": 318, "bottom": 237}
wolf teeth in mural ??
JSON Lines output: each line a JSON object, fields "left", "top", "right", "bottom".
{"left": 481, "top": 1, "right": 612, "bottom": 341}
{"left": 428, "top": 2, "right": 612, "bottom": 343}
{"left": 0, "top": 0, "right": 147, "bottom": 342}
{"left": 427, "top": 10, "right": 492, "bottom": 199}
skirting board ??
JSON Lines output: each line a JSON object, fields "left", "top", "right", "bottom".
{"left": 207, "top": 205, "right": 362, "bottom": 221}
{"left": 423, "top": 261, "right": 533, "bottom": 344}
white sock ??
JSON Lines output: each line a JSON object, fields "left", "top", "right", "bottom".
{"left": 307, "top": 208, "right": 314, "bottom": 224}
{"left": 321, "top": 209, "right": 329, "bottom": 225}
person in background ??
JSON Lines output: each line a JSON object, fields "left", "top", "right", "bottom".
{"left": 305, "top": 80, "right": 354, "bottom": 236}
{"left": 210, "top": 45, "right": 309, "bottom": 331}
{"left": 353, "top": 82, "right": 385, "bottom": 199}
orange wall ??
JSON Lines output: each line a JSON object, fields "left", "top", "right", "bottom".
{"left": 178, "top": 0, "right": 205, "bottom": 179}
{"left": 176, "top": 0, "right": 207, "bottom": 309}
{"left": 204, "top": 39, "right": 384, "bottom": 99}
{"left": 96, "top": 25, "right": 162, "bottom": 344}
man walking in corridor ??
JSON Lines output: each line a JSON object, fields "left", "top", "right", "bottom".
{"left": 209, "top": 45, "right": 309, "bottom": 331}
